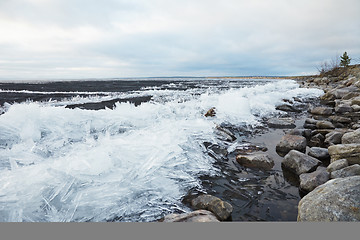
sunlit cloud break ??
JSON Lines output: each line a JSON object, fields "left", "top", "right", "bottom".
{"left": 0, "top": 0, "right": 359, "bottom": 80}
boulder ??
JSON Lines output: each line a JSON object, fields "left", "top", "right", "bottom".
{"left": 329, "top": 115, "right": 352, "bottom": 124}
{"left": 327, "top": 159, "right": 349, "bottom": 173}
{"left": 341, "top": 129, "right": 360, "bottom": 144}
{"left": 214, "top": 126, "right": 236, "bottom": 142}
{"left": 276, "top": 135, "right": 307, "bottom": 155}
{"left": 335, "top": 104, "right": 353, "bottom": 113}
{"left": 268, "top": 118, "right": 296, "bottom": 129}
{"left": 299, "top": 167, "right": 330, "bottom": 192}
{"left": 308, "top": 133, "right": 325, "bottom": 147}
{"left": 236, "top": 154, "right": 274, "bottom": 170}
{"left": 297, "top": 176, "right": 360, "bottom": 221}
{"left": 310, "top": 107, "right": 333, "bottom": 115}
{"left": 330, "top": 164, "right": 360, "bottom": 179}
{"left": 191, "top": 195, "right": 233, "bottom": 221}
{"left": 352, "top": 104, "right": 360, "bottom": 112}
{"left": 286, "top": 129, "right": 311, "bottom": 139}
{"left": 351, "top": 96, "right": 360, "bottom": 106}
{"left": 308, "top": 147, "right": 330, "bottom": 161}
{"left": 328, "top": 143, "right": 360, "bottom": 165}
{"left": 324, "top": 131, "right": 344, "bottom": 146}
{"left": 205, "top": 107, "right": 216, "bottom": 117}
{"left": 303, "top": 123, "right": 317, "bottom": 130}
{"left": 305, "top": 118, "right": 318, "bottom": 124}
{"left": 316, "top": 121, "right": 335, "bottom": 129}
{"left": 282, "top": 150, "right": 321, "bottom": 175}
{"left": 276, "top": 104, "right": 301, "bottom": 112}
{"left": 162, "top": 210, "right": 220, "bottom": 222}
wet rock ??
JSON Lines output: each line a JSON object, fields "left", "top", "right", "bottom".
{"left": 236, "top": 154, "right": 274, "bottom": 170}
{"left": 205, "top": 107, "right": 216, "bottom": 117}
{"left": 228, "top": 142, "right": 267, "bottom": 155}
{"left": 329, "top": 115, "right": 352, "bottom": 124}
{"left": 286, "top": 129, "right": 312, "bottom": 139}
{"left": 310, "top": 107, "right": 333, "bottom": 115}
{"left": 309, "top": 133, "right": 325, "bottom": 147}
{"left": 351, "top": 96, "right": 360, "bottom": 106}
{"left": 276, "top": 135, "right": 307, "bottom": 155}
{"left": 282, "top": 150, "right": 321, "bottom": 175}
{"left": 214, "top": 125, "right": 236, "bottom": 142}
{"left": 342, "top": 92, "right": 360, "bottom": 100}
{"left": 328, "top": 143, "right": 360, "bottom": 165}
{"left": 162, "top": 210, "right": 220, "bottom": 222}
{"left": 303, "top": 123, "right": 317, "bottom": 130}
{"left": 308, "top": 147, "right": 330, "bottom": 161}
{"left": 299, "top": 167, "right": 329, "bottom": 192}
{"left": 352, "top": 104, "right": 360, "bottom": 112}
{"left": 191, "top": 195, "right": 233, "bottom": 221}
{"left": 330, "top": 164, "right": 360, "bottom": 179}
{"left": 297, "top": 176, "right": 360, "bottom": 221}
{"left": 341, "top": 129, "right": 360, "bottom": 144}
{"left": 324, "top": 131, "right": 344, "bottom": 146}
{"left": 316, "top": 120, "right": 335, "bottom": 129}
{"left": 327, "top": 159, "right": 349, "bottom": 173}
{"left": 305, "top": 118, "right": 318, "bottom": 124}
{"left": 268, "top": 118, "right": 296, "bottom": 129}
{"left": 276, "top": 104, "right": 301, "bottom": 112}
{"left": 335, "top": 104, "right": 353, "bottom": 113}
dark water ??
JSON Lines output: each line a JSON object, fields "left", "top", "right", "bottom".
{"left": 0, "top": 78, "right": 319, "bottom": 221}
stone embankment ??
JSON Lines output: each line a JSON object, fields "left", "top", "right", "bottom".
{"left": 290, "top": 64, "right": 360, "bottom": 221}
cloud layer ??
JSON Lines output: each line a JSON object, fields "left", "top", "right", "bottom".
{"left": 0, "top": 0, "right": 359, "bottom": 80}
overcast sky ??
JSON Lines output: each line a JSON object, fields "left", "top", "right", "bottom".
{"left": 0, "top": 0, "right": 359, "bottom": 80}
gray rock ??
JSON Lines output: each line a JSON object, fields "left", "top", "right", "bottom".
{"left": 330, "top": 164, "right": 360, "bottom": 179}
{"left": 215, "top": 126, "right": 236, "bottom": 142}
{"left": 342, "top": 129, "right": 360, "bottom": 144}
{"left": 324, "top": 131, "right": 344, "bottom": 146}
{"left": 268, "top": 118, "right": 296, "bottom": 129}
{"left": 276, "top": 104, "right": 301, "bottom": 112}
{"left": 351, "top": 96, "right": 360, "bottom": 106}
{"left": 236, "top": 154, "right": 274, "bottom": 170}
{"left": 282, "top": 150, "right": 321, "bottom": 175}
{"left": 299, "top": 167, "right": 330, "bottom": 192}
{"left": 310, "top": 107, "right": 333, "bottom": 115}
{"left": 309, "top": 133, "right": 325, "bottom": 147}
{"left": 329, "top": 115, "right": 352, "bottom": 124}
{"left": 276, "top": 135, "right": 307, "bottom": 154}
{"left": 191, "top": 195, "right": 233, "bottom": 221}
{"left": 303, "top": 123, "right": 317, "bottom": 130}
{"left": 308, "top": 147, "right": 330, "bottom": 161}
{"left": 305, "top": 118, "right": 318, "bottom": 125}
{"left": 328, "top": 143, "right": 360, "bottom": 165}
{"left": 335, "top": 104, "right": 353, "bottom": 113}
{"left": 297, "top": 176, "right": 360, "bottom": 221}
{"left": 316, "top": 120, "right": 335, "bottom": 129}
{"left": 327, "top": 159, "right": 349, "bottom": 173}
{"left": 162, "top": 210, "right": 220, "bottom": 222}
{"left": 352, "top": 104, "right": 360, "bottom": 112}
{"left": 286, "top": 129, "right": 312, "bottom": 139}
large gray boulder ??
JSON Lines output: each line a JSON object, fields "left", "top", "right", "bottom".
{"left": 276, "top": 135, "right": 307, "bottom": 155}
{"left": 316, "top": 121, "right": 335, "bottom": 129}
{"left": 324, "top": 131, "right": 344, "bottom": 146}
{"left": 330, "top": 164, "right": 360, "bottom": 179}
{"left": 328, "top": 143, "right": 360, "bottom": 165}
{"left": 327, "top": 159, "right": 349, "bottom": 173}
{"left": 268, "top": 118, "right": 296, "bottom": 129}
{"left": 162, "top": 210, "right": 220, "bottom": 222}
{"left": 298, "top": 176, "right": 360, "bottom": 221}
{"left": 282, "top": 150, "right": 321, "bottom": 175}
{"left": 310, "top": 107, "right": 333, "bottom": 115}
{"left": 329, "top": 115, "right": 352, "bottom": 124}
{"left": 335, "top": 104, "right": 353, "bottom": 113}
{"left": 299, "top": 167, "right": 330, "bottom": 192}
{"left": 236, "top": 154, "right": 274, "bottom": 170}
{"left": 191, "top": 195, "right": 233, "bottom": 221}
{"left": 342, "top": 129, "right": 360, "bottom": 144}
{"left": 308, "top": 147, "right": 330, "bottom": 161}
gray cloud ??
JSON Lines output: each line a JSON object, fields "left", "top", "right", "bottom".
{"left": 0, "top": 0, "right": 359, "bottom": 80}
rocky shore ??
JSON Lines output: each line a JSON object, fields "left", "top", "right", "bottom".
{"left": 161, "top": 65, "right": 360, "bottom": 222}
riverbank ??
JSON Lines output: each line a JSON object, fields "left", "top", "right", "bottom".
{"left": 162, "top": 65, "right": 360, "bottom": 222}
